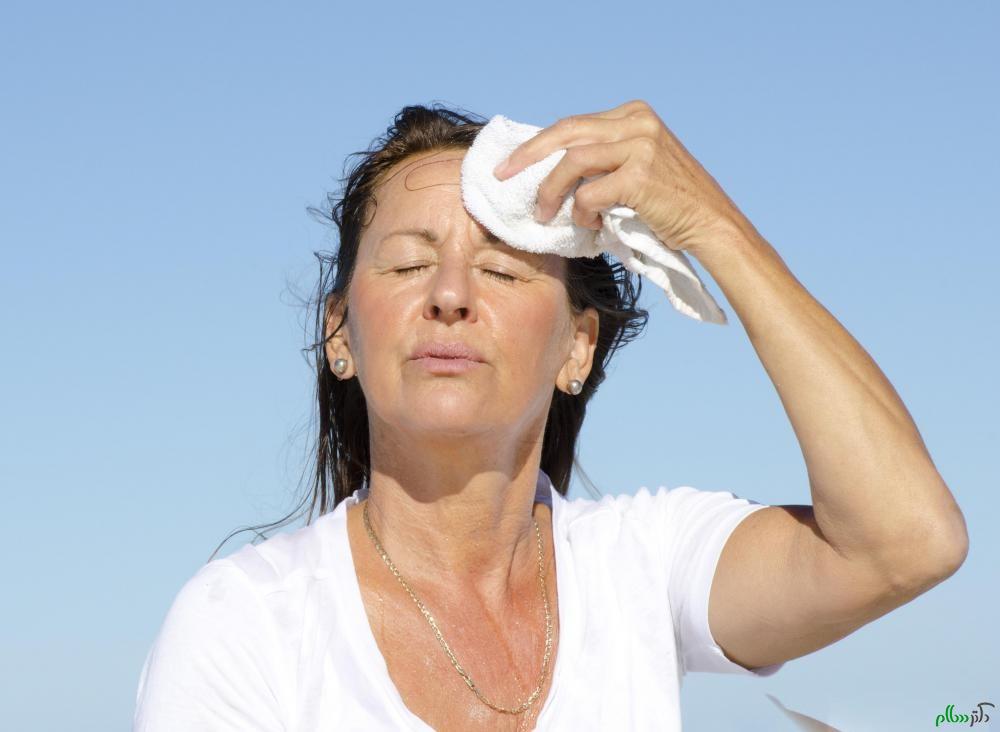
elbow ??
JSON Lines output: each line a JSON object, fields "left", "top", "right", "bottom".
{"left": 900, "top": 478, "right": 971, "bottom": 588}
{"left": 870, "top": 498, "right": 969, "bottom": 597}
{"left": 935, "top": 521, "right": 969, "bottom": 579}
{"left": 929, "top": 492, "right": 970, "bottom": 579}
{"left": 888, "top": 513, "right": 969, "bottom": 594}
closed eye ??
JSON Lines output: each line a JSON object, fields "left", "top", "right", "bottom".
{"left": 395, "top": 266, "right": 517, "bottom": 283}
{"left": 483, "top": 269, "right": 517, "bottom": 282}
{"left": 395, "top": 265, "right": 427, "bottom": 276}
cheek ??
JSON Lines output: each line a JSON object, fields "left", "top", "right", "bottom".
{"left": 344, "top": 280, "right": 395, "bottom": 373}
{"left": 495, "top": 295, "right": 572, "bottom": 376}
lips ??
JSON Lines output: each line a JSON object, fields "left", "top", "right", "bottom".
{"left": 410, "top": 341, "right": 485, "bottom": 362}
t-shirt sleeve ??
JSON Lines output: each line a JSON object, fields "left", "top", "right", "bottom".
{"left": 662, "top": 485, "right": 786, "bottom": 677}
{"left": 132, "top": 559, "right": 287, "bottom": 731}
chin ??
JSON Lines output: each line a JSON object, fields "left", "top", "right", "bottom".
{"left": 401, "top": 393, "right": 502, "bottom": 432}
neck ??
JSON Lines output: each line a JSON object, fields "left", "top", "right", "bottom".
{"left": 362, "top": 420, "right": 549, "bottom": 603}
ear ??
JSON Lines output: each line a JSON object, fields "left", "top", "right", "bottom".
{"left": 558, "top": 306, "right": 599, "bottom": 393}
{"left": 323, "top": 292, "right": 353, "bottom": 378}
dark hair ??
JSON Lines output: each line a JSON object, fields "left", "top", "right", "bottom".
{"left": 208, "top": 102, "right": 649, "bottom": 560}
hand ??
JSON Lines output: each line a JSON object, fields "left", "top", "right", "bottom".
{"left": 493, "top": 99, "right": 751, "bottom": 255}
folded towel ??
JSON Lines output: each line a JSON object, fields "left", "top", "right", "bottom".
{"left": 460, "top": 114, "right": 728, "bottom": 325}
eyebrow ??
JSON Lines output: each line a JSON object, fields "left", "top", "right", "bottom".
{"left": 380, "top": 227, "right": 437, "bottom": 244}
{"left": 376, "top": 226, "right": 547, "bottom": 270}
{"left": 380, "top": 227, "right": 502, "bottom": 245}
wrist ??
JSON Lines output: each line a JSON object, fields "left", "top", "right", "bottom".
{"left": 687, "top": 215, "right": 766, "bottom": 268}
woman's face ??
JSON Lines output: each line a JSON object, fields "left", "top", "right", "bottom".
{"left": 327, "top": 149, "right": 598, "bottom": 442}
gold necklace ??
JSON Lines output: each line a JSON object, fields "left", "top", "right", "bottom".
{"left": 362, "top": 496, "right": 554, "bottom": 716}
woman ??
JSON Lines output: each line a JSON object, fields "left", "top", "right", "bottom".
{"left": 132, "top": 101, "right": 968, "bottom": 731}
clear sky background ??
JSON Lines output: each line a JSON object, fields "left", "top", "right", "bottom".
{"left": 1, "top": 1, "right": 997, "bottom": 730}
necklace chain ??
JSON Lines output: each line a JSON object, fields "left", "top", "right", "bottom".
{"left": 361, "top": 496, "right": 554, "bottom": 716}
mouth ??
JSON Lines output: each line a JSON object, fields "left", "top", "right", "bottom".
{"left": 409, "top": 341, "right": 486, "bottom": 363}
{"left": 410, "top": 355, "right": 484, "bottom": 375}
{"left": 408, "top": 340, "right": 487, "bottom": 375}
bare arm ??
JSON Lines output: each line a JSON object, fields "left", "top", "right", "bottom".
{"left": 694, "top": 218, "right": 968, "bottom": 669}
{"left": 490, "top": 98, "right": 969, "bottom": 669}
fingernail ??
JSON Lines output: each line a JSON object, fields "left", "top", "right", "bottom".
{"left": 494, "top": 159, "right": 510, "bottom": 178}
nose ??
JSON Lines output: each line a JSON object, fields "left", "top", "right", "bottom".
{"left": 421, "top": 248, "right": 479, "bottom": 325}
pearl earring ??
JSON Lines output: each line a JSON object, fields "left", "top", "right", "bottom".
{"left": 568, "top": 379, "right": 583, "bottom": 395}
{"left": 333, "top": 358, "right": 348, "bottom": 375}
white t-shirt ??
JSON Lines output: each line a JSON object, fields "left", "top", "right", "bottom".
{"left": 133, "top": 469, "right": 784, "bottom": 731}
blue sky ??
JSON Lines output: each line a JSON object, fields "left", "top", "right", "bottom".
{"left": 1, "top": 1, "right": 997, "bottom": 730}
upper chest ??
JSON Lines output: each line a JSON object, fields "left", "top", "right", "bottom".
{"left": 345, "top": 500, "right": 560, "bottom": 732}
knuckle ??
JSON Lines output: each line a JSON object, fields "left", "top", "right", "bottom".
{"left": 635, "top": 136, "right": 658, "bottom": 160}
{"left": 625, "top": 100, "right": 663, "bottom": 135}
{"left": 556, "top": 115, "right": 580, "bottom": 133}
{"left": 639, "top": 114, "right": 662, "bottom": 138}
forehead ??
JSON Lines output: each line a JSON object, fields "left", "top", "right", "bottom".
{"left": 371, "top": 149, "right": 465, "bottom": 217}
{"left": 371, "top": 150, "right": 538, "bottom": 244}
{"left": 367, "top": 150, "right": 563, "bottom": 274}
{"left": 365, "top": 151, "right": 468, "bottom": 247}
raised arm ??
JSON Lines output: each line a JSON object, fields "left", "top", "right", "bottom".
{"left": 493, "top": 98, "right": 968, "bottom": 670}
{"left": 692, "top": 216, "right": 967, "bottom": 669}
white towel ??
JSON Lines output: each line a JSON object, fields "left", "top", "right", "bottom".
{"left": 460, "top": 114, "right": 728, "bottom": 325}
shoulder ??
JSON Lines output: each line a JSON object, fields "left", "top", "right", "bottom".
{"left": 136, "top": 513, "right": 345, "bottom": 688}
{"left": 156, "top": 558, "right": 262, "bottom": 648}
{"left": 557, "top": 484, "right": 766, "bottom": 565}
{"left": 560, "top": 484, "right": 759, "bottom": 530}
{"left": 156, "top": 507, "right": 345, "bottom": 636}
{"left": 136, "top": 555, "right": 291, "bottom": 728}
{"left": 555, "top": 486, "right": 675, "bottom": 556}
{"left": 220, "top": 508, "right": 343, "bottom": 592}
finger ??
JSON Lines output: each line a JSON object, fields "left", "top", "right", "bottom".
{"left": 570, "top": 167, "right": 631, "bottom": 229}
{"left": 496, "top": 115, "right": 619, "bottom": 181}
{"left": 572, "top": 199, "right": 604, "bottom": 230}
{"left": 496, "top": 100, "right": 654, "bottom": 179}
{"left": 596, "top": 99, "right": 654, "bottom": 119}
{"left": 495, "top": 109, "right": 647, "bottom": 181}
{"left": 557, "top": 100, "right": 641, "bottom": 120}
{"left": 534, "top": 139, "right": 631, "bottom": 222}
